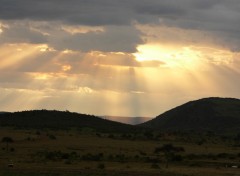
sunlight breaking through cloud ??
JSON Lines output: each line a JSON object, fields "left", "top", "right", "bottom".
{"left": 0, "top": 1, "right": 240, "bottom": 116}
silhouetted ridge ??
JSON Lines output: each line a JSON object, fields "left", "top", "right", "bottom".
{"left": 140, "top": 97, "right": 240, "bottom": 133}
{"left": 0, "top": 110, "right": 135, "bottom": 132}
{"left": 0, "top": 111, "right": 9, "bottom": 114}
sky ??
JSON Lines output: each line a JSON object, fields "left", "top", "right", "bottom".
{"left": 0, "top": 0, "right": 240, "bottom": 117}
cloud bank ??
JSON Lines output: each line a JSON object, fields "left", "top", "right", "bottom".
{"left": 0, "top": 0, "right": 240, "bottom": 51}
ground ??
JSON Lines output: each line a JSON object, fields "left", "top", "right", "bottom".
{"left": 0, "top": 127, "right": 239, "bottom": 176}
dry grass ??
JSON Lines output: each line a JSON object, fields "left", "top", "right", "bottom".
{"left": 0, "top": 128, "right": 239, "bottom": 176}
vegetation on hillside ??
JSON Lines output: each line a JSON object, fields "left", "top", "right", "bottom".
{"left": 0, "top": 110, "right": 137, "bottom": 133}
{"left": 140, "top": 97, "right": 240, "bottom": 134}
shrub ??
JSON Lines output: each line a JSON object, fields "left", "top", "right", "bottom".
{"left": 151, "top": 163, "right": 160, "bottom": 169}
{"left": 108, "top": 134, "right": 115, "bottom": 139}
{"left": 48, "top": 134, "right": 57, "bottom": 140}
{"left": 1, "top": 137, "right": 14, "bottom": 152}
{"left": 171, "top": 154, "right": 183, "bottom": 162}
{"left": 154, "top": 144, "right": 185, "bottom": 168}
{"left": 65, "top": 160, "right": 72, "bottom": 165}
{"left": 217, "top": 153, "right": 228, "bottom": 158}
{"left": 82, "top": 153, "right": 103, "bottom": 161}
{"left": 61, "top": 153, "right": 70, "bottom": 159}
{"left": 186, "top": 154, "right": 197, "bottom": 160}
{"left": 97, "top": 163, "right": 105, "bottom": 169}
{"left": 115, "top": 154, "right": 126, "bottom": 163}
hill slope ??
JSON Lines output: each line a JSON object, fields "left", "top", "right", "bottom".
{"left": 0, "top": 111, "right": 9, "bottom": 114}
{"left": 0, "top": 110, "right": 135, "bottom": 132}
{"left": 140, "top": 97, "right": 240, "bottom": 133}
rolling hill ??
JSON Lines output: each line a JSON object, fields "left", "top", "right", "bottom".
{"left": 1, "top": 97, "right": 240, "bottom": 134}
{"left": 0, "top": 111, "right": 9, "bottom": 114}
{"left": 0, "top": 110, "right": 136, "bottom": 133}
{"left": 140, "top": 97, "right": 240, "bottom": 134}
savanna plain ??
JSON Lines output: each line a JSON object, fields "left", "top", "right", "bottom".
{"left": 0, "top": 127, "right": 239, "bottom": 176}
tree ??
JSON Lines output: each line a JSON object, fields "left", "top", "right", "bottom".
{"left": 1, "top": 137, "right": 14, "bottom": 152}
{"left": 154, "top": 144, "right": 184, "bottom": 168}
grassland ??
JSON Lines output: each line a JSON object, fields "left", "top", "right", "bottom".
{"left": 0, "top": 127, "right": 239, "bottom": 176}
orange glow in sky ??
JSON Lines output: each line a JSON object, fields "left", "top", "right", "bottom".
{"left": 134, "top": 44, "right": 201, "bottom": 69}
{"left": 0, "top": 1, "right": 240, "bottom": 117}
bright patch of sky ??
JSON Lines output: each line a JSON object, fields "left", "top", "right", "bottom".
{"left": 0, "top": 0, "right": 239, "bottom": 117}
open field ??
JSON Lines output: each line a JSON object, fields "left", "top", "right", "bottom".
{"left": 0, "top": 127, "right": 239, "bottom": 176}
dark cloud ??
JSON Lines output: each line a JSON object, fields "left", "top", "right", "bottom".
{"left": 135, "top": 1, "right": 186, "bottom": 17}
{"left": 49, "top": 25, "right": 143, "bottom": 52}
{"left": 0, "top": 21, "right": 143, "bottom": 53}
{"left": 0, "top": 21, "right": 47, "bottom": 44}
{"left": 0, "top": 0, "right": 240, "bottom": 51}
{"left": 0, "top": 0, "right": 133, "bottom": 25}
{"left": 0, "top": 0, "right": 239, "bottom": 27}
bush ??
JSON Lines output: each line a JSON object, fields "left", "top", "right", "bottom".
{"left": 139, "top": 151, "right": 146, "bottom": 156}
{"left": 82, "top": 153, "right": 103, "bottom": 161}
{"left": 41, "top": 150, "right": 80, "bottom": 161}
{"left": 115, "top": 154, "right": 126, "bottom": 163}
{"left": 97, "top": 163, "right": 105, "bottom": 169}
{"left": 151, "top": 163, "right": 160, "bottom": 169}
{"left": 61, "top": 153, "right": 70, "bottom": 159}
{"left": 217, "top": 153, "right": 228, "bottom": 158}
{"left": 48, "top": 134, "right": 56, "bottom": 140}
{"left": 65, "top": 160, "right": 72, "bottom": 165}
{"left": 108, "top": 134, "right": 115, "bottom": 139}
{"left": 186, "top": 154, "right": 197, "bottom": 160}
{"left": 171, "top": 154, "right": 183, "bottom": 162}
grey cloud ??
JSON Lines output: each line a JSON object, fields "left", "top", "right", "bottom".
{"left": 135, "top": 1, "right": 186, "bottom": 17}
{"left": 0, "top": 0, "right": 133, "bottom": 26}
{"left": 0, "top": 0, "right": 188, "bottom": 25}
{"left": 191, "top": 0, "right": 224, "bottom": 9}
{"left": 0, "top": 0, "right": 238, "bottom": 27}
{"left": 0, "top": 72, "right": 31, "bottom": 84}
{"left": 0, "top": 21, "right": 47, "bottom": 44}
{"left": 0, "top": 20, "right": 143, "bottom": 52}
{"left": 50, "top": 25, "right": 143, "bottom": 52}
{"left": 1, "top": 0, "right": 240, "bottom": 51}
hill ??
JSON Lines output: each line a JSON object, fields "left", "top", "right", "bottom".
{"left": 140, "top": 97, "right": 240, "bottom": 134}
{"left": 0, "top": 111, "right": 9, "bottom": 114}
{"left": 0, "top": 110, "right": 136, "bottom": 133}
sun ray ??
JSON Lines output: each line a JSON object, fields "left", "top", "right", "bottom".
{"left": 134, "top": 44, "right": 201, "bottom": 69}
{"left": 0, "top": 44, "right": 45, "bottom": 70}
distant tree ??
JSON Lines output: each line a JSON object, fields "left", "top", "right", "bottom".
{"left": 154, "top": 144, "right": 184, "bottom": 168}
{"left": 1, "top": 137, "right": 14, "bottom": 152}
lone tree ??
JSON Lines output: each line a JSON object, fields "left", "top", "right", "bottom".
{"left": 154, "top": 143, "right": 184, "bottom": 168}
{"left": 1, "top": 137, "right": 14, "bottom": 152}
